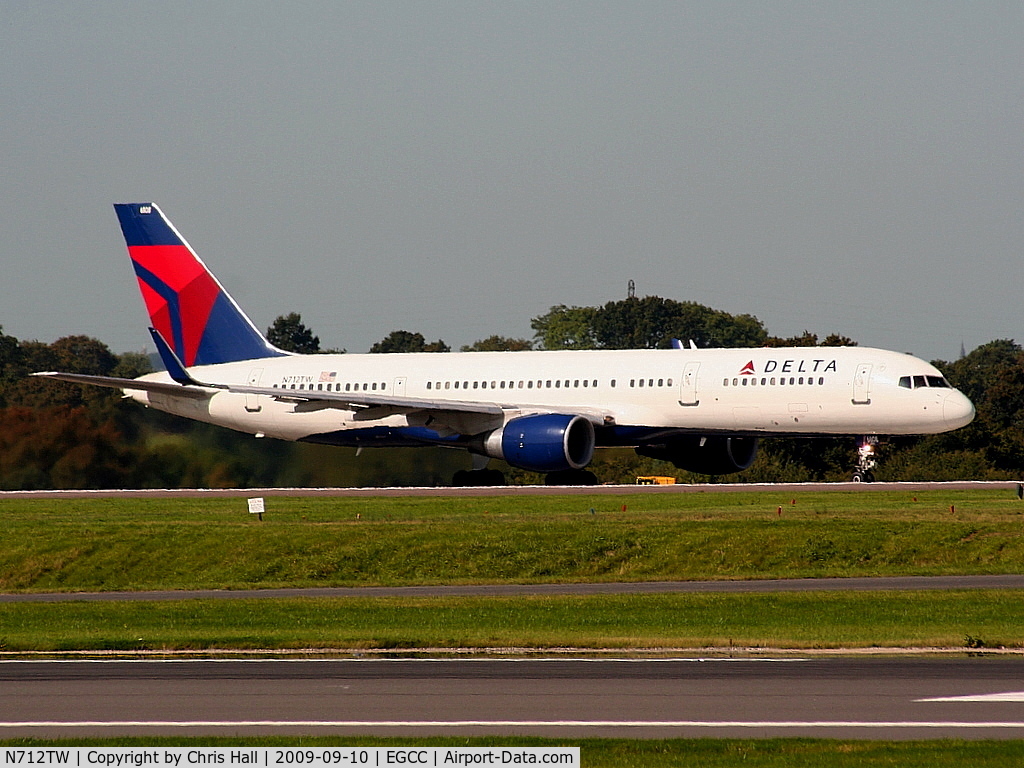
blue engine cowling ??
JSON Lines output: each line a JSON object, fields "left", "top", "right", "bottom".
{"left": 483, "top": 413, "right": 596, "bottom": 472}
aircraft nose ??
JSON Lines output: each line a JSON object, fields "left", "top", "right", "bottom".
{"left": 944, "top": 391, "right": 975, "bottom": 430}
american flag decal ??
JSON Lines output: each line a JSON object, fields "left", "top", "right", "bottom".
{"left": 319, "top": 371, "right": 337, "bottom": 382}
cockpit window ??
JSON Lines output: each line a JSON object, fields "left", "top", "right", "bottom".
{"left": 900, "top": 375, "right": 952, "bottom": 389}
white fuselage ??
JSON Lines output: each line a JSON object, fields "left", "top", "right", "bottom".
{"left": 125, "top": 346, "right": 975, "bottom": 447}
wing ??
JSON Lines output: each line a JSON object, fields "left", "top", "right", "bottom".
{"left": 32, "top": 372, "right": 611, "bottom": 426}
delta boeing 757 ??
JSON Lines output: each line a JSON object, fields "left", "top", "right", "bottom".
{"left": 35, "top": 203, "right": 975, "bottom": 485}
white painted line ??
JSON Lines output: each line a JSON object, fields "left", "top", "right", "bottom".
{"left": 918, "top": 692, "right": 1024, "bottom": 702}
{"left": 3, "top": 720, "right": 1024, "bottom": 729}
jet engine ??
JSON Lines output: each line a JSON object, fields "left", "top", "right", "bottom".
{"left": 636, "top": 435, "right": 758, "bottom": 475}
{"left": 480, "top": 413, "right": 596, "bottom": 473}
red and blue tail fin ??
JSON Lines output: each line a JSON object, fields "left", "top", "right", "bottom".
{"left": 114, "top": 203, "right": 286, "bottom": 367}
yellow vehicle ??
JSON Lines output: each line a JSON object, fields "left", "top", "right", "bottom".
{"left": 636, "top": 476, "right": 677, "bottom": 485}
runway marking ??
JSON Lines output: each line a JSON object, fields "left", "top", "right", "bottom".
{"left": 918, "top": 692, "right": 1024, "bottom": 702}
{"left": 5, "top": 720, "right": 1024, "bottom": 729}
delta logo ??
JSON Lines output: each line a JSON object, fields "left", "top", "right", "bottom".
{"left": 739, "top": 359, "right": 839, "bottom": 375}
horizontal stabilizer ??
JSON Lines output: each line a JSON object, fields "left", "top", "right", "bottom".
{"left": 31, "top": 371, "right": 213, "bottom": 399}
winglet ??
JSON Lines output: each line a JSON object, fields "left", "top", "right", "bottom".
{"left": 149, "top": 327, "right": 204, "bottom": 386}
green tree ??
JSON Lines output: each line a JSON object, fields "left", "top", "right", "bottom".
{"left": 461, "top": 335, "right": 533, "bottom": 352}
{"left": 267, "top": 312, "right": 320, "bottom": 353}
{"left": 7, "top": 336, "right": 122, "bottom": 411}
{"left": 933, "top": 340, "right": 1024, "bottom": 472}
{"left": 370, "top": 330, "right": 450, "bottom": 353}
{"left": 530, "top": 305, "right": 599, "bottom": 350}
{"left": 766, "top": 331, "right": 857, "bottom": 347}
{"left": 532, "top": 296, "right": 767, "bottom": 350}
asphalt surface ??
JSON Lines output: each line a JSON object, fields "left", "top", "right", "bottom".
{"left": 3, "top": 479, "right": 1022, "bottom": 498}
{"left": 3, "top": 657, "right": 1024, "bottom": 739}
{"left": 3, "top": 574, "right": 1024, "bottom": 603}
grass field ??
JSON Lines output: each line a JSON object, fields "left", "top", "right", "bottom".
{"left": 1, "top": 488, "right": 1023, "bottom": 651}
{"left": 2, "top": 489, "right": 1023, "bottom": 592}
{"left": 2, "top": 590, "right": 1023, "bottom": 652}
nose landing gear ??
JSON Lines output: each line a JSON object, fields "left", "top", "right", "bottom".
{"left": 852, "top": 436, "right": 878, "bottom": 482}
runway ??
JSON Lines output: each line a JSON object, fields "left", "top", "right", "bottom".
{"left": 2, "top": 658, "right": 1024, "bottom": 740}
{"left": 3, "top": 574, "right": 1024, "bottom": 603}
{"left": 3, "top": 479, "right": 1020, "bottom": 499}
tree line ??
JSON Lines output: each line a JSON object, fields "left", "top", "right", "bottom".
{"left": 1, "top": 294, "right": 1021, "bottom": 488}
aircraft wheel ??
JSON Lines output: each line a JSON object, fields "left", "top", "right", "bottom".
{"left": 545, "top": 469, "right": 599, "bottom": 486}
{"left": 482, "top": 468, "right": 506, "bottom": 486}
{"left": 452, "top": 468, "right": 506, "bottom": 487}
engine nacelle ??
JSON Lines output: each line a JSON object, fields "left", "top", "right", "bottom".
{"left": 636, "top": 435, "right": 758, "bottom": 475}
{"left": 482, "top": 413, "right": 596, "bottom": 473}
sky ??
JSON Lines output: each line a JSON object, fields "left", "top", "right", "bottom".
{"left": 2, "top": 1, "right": 1022, "bottom": 362}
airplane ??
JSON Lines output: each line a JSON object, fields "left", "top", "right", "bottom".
{"left": 34, "top": 203, "right": 976, "bottom": 486}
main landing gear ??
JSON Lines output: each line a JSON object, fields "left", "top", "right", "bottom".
{"left": 544, "top": 469, "right": 599, "bottom": 486}
{"left": 452, "top": 468, "right": 507, "bottom": 486}
{"left": 851, "top": 436, "right": 879, "bottom": 482}
{"left": 449, "top": 464, "right": 599, "bottom": 487}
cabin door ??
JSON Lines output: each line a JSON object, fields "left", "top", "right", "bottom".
{"left": 245, "top": 368, "right": 263, "bottom": 412}
{"left": 852, "top": 363, "right": 873, "bottom": 405}
{"left": 679, "top": 362, "right": 700, "bottom": 406}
